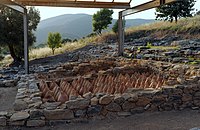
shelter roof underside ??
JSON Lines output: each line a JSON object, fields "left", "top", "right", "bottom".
{"left": 1, "top": 0, "right": 131, "bottom": 9}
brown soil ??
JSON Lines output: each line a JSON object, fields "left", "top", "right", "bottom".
{"left": 0, "top": 87, "right": 17, "bottom": 111}
{"left": 1, "top": 110, "right": 200, "bottom": 130}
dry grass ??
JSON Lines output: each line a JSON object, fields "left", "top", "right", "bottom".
{"left": 98, "top": 15, "right": 200, "bottom": 43}
{"left": 29, "top": 36, "right": 98, "bottom": 60}
{"left": 150, "top": 46, "right": 179, "bottom": 50}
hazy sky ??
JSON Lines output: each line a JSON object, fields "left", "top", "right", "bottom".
{"left": 36, "top": 0, "right": 200, "bottom": 20}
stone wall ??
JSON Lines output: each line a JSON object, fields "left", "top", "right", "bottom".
{"left": 0, "top": 74, "right": 200, "bottom": 127}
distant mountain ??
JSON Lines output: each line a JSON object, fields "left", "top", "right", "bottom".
{"left": 35, "top": 14, "right": 155, "bottom": 45}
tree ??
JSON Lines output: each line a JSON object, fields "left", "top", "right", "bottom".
{"left": 0, "top": 6, "right": 40, "bottom": 66}
{"left": 155, "top": 0, "right": 196, "bottom": 23}
{"left": 62, "top": 38, "right": 72, "bottom": 44}
{"left": 47, "top": 32, "right": 62, "bottom": 55}
{"left": 92, "top": 9, "right": 113, "bottom": 34}
{"left": 112, "top": 20, "right": 126, "bottom": 34}
{"left": 196, "top": 10, "right": 200, "bottom": 15}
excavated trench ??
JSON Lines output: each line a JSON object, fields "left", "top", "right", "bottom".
{"left": 36, "top": 59, "right": 167, "bottom": 104}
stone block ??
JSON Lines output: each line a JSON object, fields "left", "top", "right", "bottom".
{"left": 13, "top": 100, "right": 28, "bottom": 111}
{"left": 0, "top": 116, "right": 7, "bottom": 126}
{"left": 105, "top": 102, "right": 121, "bottom": 112}
{"left": 99, "top": 95, "right": 114, "bottom": 105}
{"left": 75, "top": 110, "right": 86, "bottom": 117}
{"left": 9, "top": 120, "right": 25, "bottom": 126}
{"left": 44, "top": 109, "right": 74, "bottom": 120}
{"left": 29, "top": 109, "right": 44, "bottom": 119}
{"left": 87, "top": 105, "right": 102, "bottom": 117}
{"left": 10, "top": 112, "right": 30, "bottom": 122}
{"left": 66, "top": 98, "right": 90, "bottom": 109}
{"left": 91, "top": 97, "right": 99, "bottom": 105}
{"left": 136, "top": 97, "right": 151, "bottom": 107}
{"left": 117, "top": 112, "right": 131, "bottom": 117}
{"left": 130, "top": 107, "right": 144, "bottom": 114}
{"left": 182, "top": 94, "right": 192, "bottom": 102}
{"left": 114, "top": 94, "right": 125, "bottom": 105}
{"left": 27, "top": 120, "right": 45, "bottom": 127}
{"left": 122, "top": 101, "right": 136, "bottom": 111}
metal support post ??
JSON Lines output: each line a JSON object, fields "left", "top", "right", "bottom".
{"left": 23, "top": 8, "right": 29, "bottom": 74}
{"left": 118, "top": 11, "right": 124, "bottom": 56}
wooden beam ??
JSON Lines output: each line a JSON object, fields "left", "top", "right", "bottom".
{"left": 122, "top": 0, "right": 178, "bottom": 16}
{"left": 14, "top": 0, "right": 130, "bottom": 8}
{"left": 122, "top": 0, "right": 159, "bottom": 16}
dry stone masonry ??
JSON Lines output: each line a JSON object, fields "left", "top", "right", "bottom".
{"left": 0, "top": 58, "right": 200, "bottom": 127}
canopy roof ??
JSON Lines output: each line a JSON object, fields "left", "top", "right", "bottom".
{"left": 1, "top": 0, "right": 131, "bottom": 9}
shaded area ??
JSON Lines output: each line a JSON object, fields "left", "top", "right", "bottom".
{"left": 29, "top": 45, "right": 97, "bottom": 66}
{"left": 0, "top": 87, "right": 17, "bottom": 111}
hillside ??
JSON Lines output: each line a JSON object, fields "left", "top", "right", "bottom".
{"left": 35, "top": 14, "right": 155, "bottom": 45}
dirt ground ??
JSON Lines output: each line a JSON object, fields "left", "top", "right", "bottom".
{"left": 1, "top": 110, "right": 200, "bottom": 130}
{"left": 0, "top": 87, "right": 17, "bottom": 111}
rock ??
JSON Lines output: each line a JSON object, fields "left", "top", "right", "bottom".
{"left": 30, "top": 92, "right": 42, "bottom": 98}
{"left": 193, "top": 100, "right": 200, "bottom": 106}
{"left": 95, "top": 93, "right": 106, "bottom": 99}
{"left": 75, "top": 110, "right": 86, "bottom": 117}
{"left": 172, "top": 88, "right": 183, "bottom": 96}
{"left": 138, "top": 89, "right": 159, "bottom": 97}
{"left": 31, "top": 97, "right": 42, "bottom": 102}
{"left": 0, "top": 81, "right": 5, "bottom": 87}
{"left": 3, "top": 80, "right": 15, "bottom": 87}
{"left": 162, "top": 86, "right": 175, "bottom": 95}
{"left": 130, "top": 107, "right": 144, "bottom": 114}
{"left": 194, "top": 92, "right": 200, "bottom": 97}
{"left": 27, "top": 120, "right": 45, "bottom": 127}
{"left": 29, "top": 82, "right": 38, "bottom": 89}
{"left": 114, "top": 94, "right": 125, "bottom": 105}
{"left": 91, "top": 97, "right": 99, "bottom": 105}
{"left": 41, "top": 102, "right": 61, "bottom": 110}
{"left": 29, "top": 109, "right": 44, "bottom": 119}
{"left": 83, "top": 92, "right": 93, "bottom": 99}
{"left": 182, "top": 94, "right": 192, "bottom": 102}
{"left": 44, "top": 109, "right": 74, "bottom": 120}
{"left": 190, "top": 128, "right": 200, "bottom": 130}
{"left": 10, "top": 112, "right": 30, "bottom": 121}
{"left": 105, "top": 102, "right": 121, "bottom": 112}
{"left": 28, "top": 101, "right": 43, "bottom": 109}
{"left": 136, "top": 97, "right": 151, "bottom": 107}
{"left": 183, "top": 86, "right": 195, "bottom": 94}
{"left": 177, "top": 77, "right": 186, "bottom": 84}
{"left": 0, "top": 111, "right": 8, "bottom": 116}
{"left": 127, "top": 94, "right": 139, "bottom": 102}
{"left": 122, "top": 101, "right": 136, "bottom": 111}
{"left": 0, "top": 116, "right": 7, "bottom": 126}
{"left": 99, "top": 95, "right": 114, "bottom": 105}
{"left": 66, "top": 98, "right": 90, "bottom": 109}
{"left": 117, "top": 112, "right": 131, "bottom": 117}
{"left": 87, "top": 105, "right": 102, "bottom": 116}
{"left": 151, "top": 96, "right": 166, "bottom": 105}
{"left": 121, "top": 93, "right": 132, "bottom": 100}
{"left": 160, "top": 103, "right": 173, "bottom": 111}
{"left": 13, "top": 100, "right": 28, "bottom": 111}
{"left": 9, "top": 120, "right": 25, "bottom": 126}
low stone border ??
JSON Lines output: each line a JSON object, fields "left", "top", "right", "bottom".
{"left": 0, "top": 74, "right": 200, "bottom": 127}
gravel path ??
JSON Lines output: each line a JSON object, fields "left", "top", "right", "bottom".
{"left": 2, "top": 110, "right": 200, "bottom": 130}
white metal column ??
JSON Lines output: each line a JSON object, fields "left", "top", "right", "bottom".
{"left": 23, "top": 8, "right": 29, "bottom": 74}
